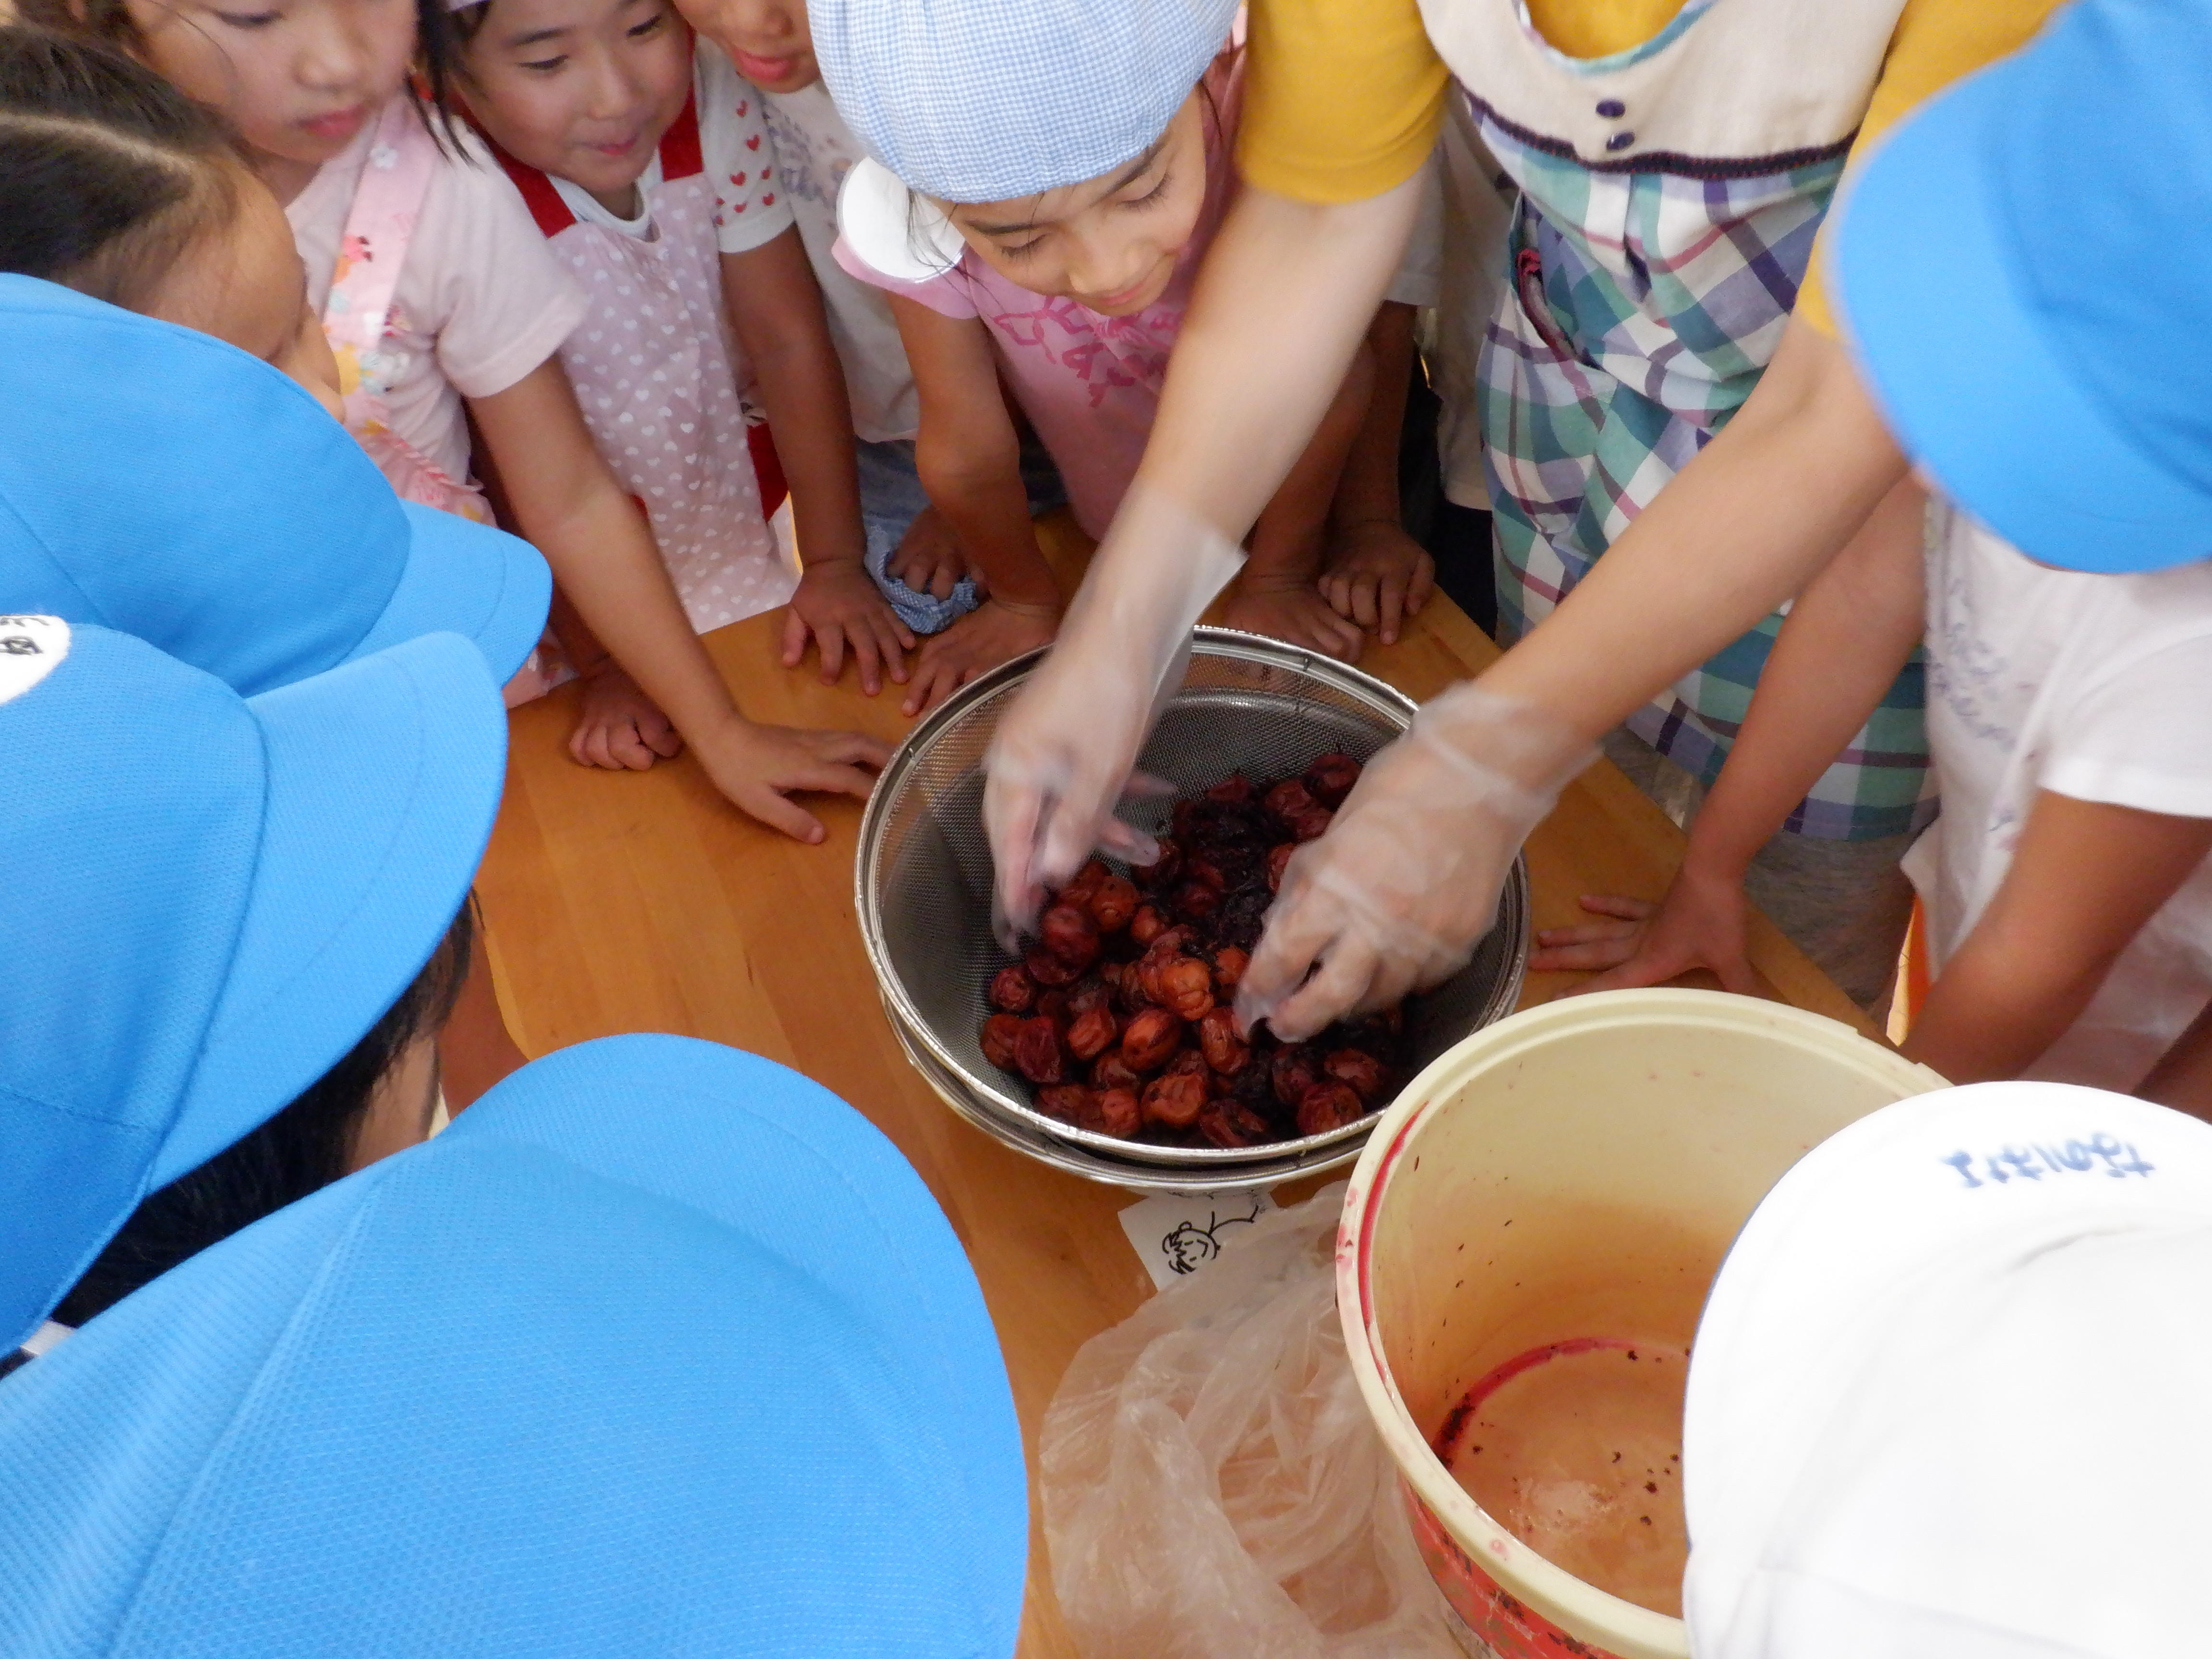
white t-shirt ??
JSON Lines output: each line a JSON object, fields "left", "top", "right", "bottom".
{"left": 756, "top": 83, "right": 919, "bottom": 444}
{"left": 1906, "top": 504, "right": 2212, "bottom": 1090}
{"left": 289, "top": 112, "right": 589, "bottom": 485}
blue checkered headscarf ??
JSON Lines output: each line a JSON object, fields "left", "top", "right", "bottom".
{"left": 810, "top": 0, "right": 1238, "bottom": 202}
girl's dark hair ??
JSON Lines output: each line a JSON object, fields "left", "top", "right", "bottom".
{"left": 43, "top": 902, "right": 477, "bottom": 1334}
{"left": 17, "top": 0, "right": 470, "bottom": 151}
{"left": 0, "top": 24, "right": 242, "bottom": 310}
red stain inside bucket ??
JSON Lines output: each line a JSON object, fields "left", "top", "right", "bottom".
{"left": 1433, "top": 1337, "right": 1689, "bottom": 1617}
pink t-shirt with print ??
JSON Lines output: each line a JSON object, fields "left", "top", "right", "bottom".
{"left": 836, "top": 56, "right": 1241, "bottom": 539}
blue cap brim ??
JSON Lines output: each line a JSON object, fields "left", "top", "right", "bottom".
{"left": 0, "top": 1036, "right": 1026, "bottom": 1659}
{"left": 1834, "top": 65, "right": 2212, "bottom": 573}
{"left": 156, "top": 632, "right": 506, "bottom": 1186}
{"left": 355, "top": 504, "right": 551, "bottom": 686}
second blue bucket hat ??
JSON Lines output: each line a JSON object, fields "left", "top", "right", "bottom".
{"left": 0, "top": 276, "right": 550, "bottom": 692}
{"left": 1832, "top": 0, "right": 2212, "bottom": 574}
{"left": 0, "top": 619, "right": 505, "bottom": 1350}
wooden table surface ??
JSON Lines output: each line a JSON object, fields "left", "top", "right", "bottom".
{"left": 473, "top": 518, "right": 1872, "bottom": 1658}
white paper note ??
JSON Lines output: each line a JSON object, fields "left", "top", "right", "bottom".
{"left": 1118, "top": 1188, "right": 1279, "bottom": 1291}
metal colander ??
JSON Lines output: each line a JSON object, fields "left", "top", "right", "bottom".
{"left": 856, "top": 628, "right": 1529, "bottom": 1191}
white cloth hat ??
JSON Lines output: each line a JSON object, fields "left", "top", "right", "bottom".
{"left": 1684, "top": 1082, "right": 2212, "bottom": 1658}
{"left": 810, "top": 0, "right": 1236, "bottom": 204}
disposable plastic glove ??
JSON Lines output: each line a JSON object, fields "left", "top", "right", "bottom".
{"left": 983, "top": 487, "right": 1244, "bottom": 947}
{"left": 1237, "top": 683, "right": 1594, "bottom": 1041}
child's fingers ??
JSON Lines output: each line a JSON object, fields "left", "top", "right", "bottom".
{"left": 902, "top": 654, "right": 956, "bottom": 719}
{"left": 739, "top": 783, "right": 828, "bottom": 844}
{"left": 805, "top": 729, "right": 894, "bottom": 769}
{"left": 645, "top": 719, "right": 685, "bottom": 760}
{"left": 1336, "top": 575, "right": 1371, "bottom": 632}
{"left": 928, "top": 559, "right": 959, "bottom": 601}
{"left": 1320, "top": 572, "right": 1355, "bottom": 619}
{"left": 850, "top": 632, "right": 885, "bottom": 697}
{"left": 1379, "top": 569, "right": 1412, "bottom": 643}
{"left": 1572, "top": 892, "right": 1655, "bottom": 922}
{"left": 1533, "top": 918, "right": 1640, "bottom": 950}
{"left": 816, "top": 622, "right": 847, "bottom": 685}
{"left": 1406, "top": 555, "right": 1436, "bottom": 616}
{"left": 790, "top": 758, "right": 882, "bottom": 802}
{"left": 611, "top": 721, "right": 660, "bottom": 772}
{"left": 882, "top": 610, "right": 917, "bottom": 655}
{"left": 1527, "top": 933, "right": 1642, "bottom": 974}
{"left": 780, "top": 607, "right": 809, "bottom": 669}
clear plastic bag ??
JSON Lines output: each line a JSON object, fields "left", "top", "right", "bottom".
{"left": 1041, "top": 1183, "right": 1464, "bottom": 1659}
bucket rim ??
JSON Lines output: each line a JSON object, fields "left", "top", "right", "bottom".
{"left": 1331, "top": 988, "right": 1945, "bottom": 1657}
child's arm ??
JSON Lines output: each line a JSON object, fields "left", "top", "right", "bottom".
{"left": 1903, "top": 797, "right": 2212, "bottom": 1082}
{"left": 2139, "top": 998, "right": 2212, "bottom": 1122}
{"left": 1528, "top": 475, "right": 1930, "bottom": 989}
{"left": 721, "top": 228, "right": 914, "bottom": 696}
{"left": 1321, "top": 301, "right": 1436, "bottom": 646}
{"left": 1221, "top": 333, "right": 1375, "bottom": 661}
{"left": 892, "top": 293, "right": 1063, "bottom": 717}
{"left": 470, "top": 357, "right": 890, "bottom": 842}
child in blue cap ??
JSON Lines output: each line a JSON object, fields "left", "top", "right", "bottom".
{"left": 1535, "top": 0, "right": 2212, "bottom": 1103}
{"left": 0, "top": 625, "right": 1026, "bottom": 1658}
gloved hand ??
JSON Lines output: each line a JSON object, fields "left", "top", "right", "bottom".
{"left": 983, "top": 487, "right": 1244, "bottom": 947}
{"left": 1237, "top": 682, "right": 1594, "bottom": 1040}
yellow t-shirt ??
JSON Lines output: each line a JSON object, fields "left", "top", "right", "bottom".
{"left": 1239, "top": 0, "right": 2062, "bottom": 331}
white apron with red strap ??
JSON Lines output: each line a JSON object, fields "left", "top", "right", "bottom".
{"left": 493, "top": 95, "right": 797, "bottom": 637}
{"left": 320, "top": 99, "right": 495, "bottom": 526}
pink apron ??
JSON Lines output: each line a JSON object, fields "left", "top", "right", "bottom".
{"left": 321, "top": 99, "right": 496, "bottom": 527}
{"left": 493, "top": 92, "right": 798, "bottom": 637}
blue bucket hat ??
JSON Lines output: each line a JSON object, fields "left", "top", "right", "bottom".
{"left": 1831, "top": 0, "right": 2212, "bottom": 573}
{"left": 0, "top": 276, "right": 550, "bottom": 692}
{"left": 0, "top": 619, "right": 505, "bottom": 1351}
{"left": 815, "top": 0, "right": 1236, "bottom": 219}
{"left": 0, "top": 1035, "right": 1028, "bottom": 1659}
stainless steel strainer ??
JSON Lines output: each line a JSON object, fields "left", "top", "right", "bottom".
{"left": 856, "top": 627, "right": 1529, "bottom": 1191}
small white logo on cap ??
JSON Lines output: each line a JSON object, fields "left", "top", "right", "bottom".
{"left": 0, "top": 615, "right": 70, "bottom": 704}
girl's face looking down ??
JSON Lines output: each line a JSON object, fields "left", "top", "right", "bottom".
{"left": 121, "top": 0, "right": 419, "bottom": 183}
{"left": 943, "top": 89, "right": 1207, "bottom": 318}
{"left": 667, "top": 0, "right": 813, "bottom": 94}
{"left": 457, "top": 0, "right": 692, "bottom": 212}
{"left": 152, "top": 162, "right": 345, "bottom": 416}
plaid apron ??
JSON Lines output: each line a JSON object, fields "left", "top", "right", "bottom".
{"left": 1470, "top": 3, "right": 1935, "bottom": 841}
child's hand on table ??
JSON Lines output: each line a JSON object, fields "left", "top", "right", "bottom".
{"left": 1528, "top": 862, "right": 1763, "bottom": 996}
{"left": 901, "top": 597, "right": 1059, "bottom": 719}
{"left": 886, "top": 505, "right": 978, "bottom": 601}
{"left": 1322, "top": 520, "right": 1436, "bottom": 646}
{"left": 782, "top": 559, "right": 917, "bottom": 695}
{"left": 693, "top": 715, "right": 894, "bottom": 843}
{"left": 569, "top": 659, "right": 687, "bottom": 771}
{"left": 1221, "top": 570, "right": 1366, "bottom": 662}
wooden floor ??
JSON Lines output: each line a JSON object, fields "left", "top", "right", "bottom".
{"left": 473, "top": 517, "right": 1870, "bottom": 1657}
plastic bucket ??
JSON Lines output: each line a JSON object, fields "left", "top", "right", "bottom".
{"left": 1336, "top": 989, "right": 1943, "bottom": 1658}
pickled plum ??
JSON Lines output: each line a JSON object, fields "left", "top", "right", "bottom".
{"left": 980, "top": 1013, "right": 1023, "bottom": 1070}
{"left": 1297, "top": 1080, "right": 1366, "bottom": 1136}
{"left": 1014, "top": 1017, "right": 1066, "bottom": 1085}
{"left": 989, "top": 966, "right": 1036, "bottom": 1013}
{"left": 1066, "top": 1005, "right": 1119, "bottom": 1063}
{"left": 1039, "top": 903, "right": 1100, "bottom": 968}
{"left": 1119, "top": 1007, "right": 1183, "bottom": 1071}
{"left": 1142, "top": 1071, "right": 1208, "bottom": 1128}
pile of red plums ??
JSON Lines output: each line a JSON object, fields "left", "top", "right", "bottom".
{"left": 978, "top": 753, "right": 1407, "bottom": 1148}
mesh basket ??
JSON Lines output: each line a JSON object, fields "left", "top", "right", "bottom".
{"left": 857, "top": 629, "right": 1529, "bottom": 1190}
